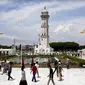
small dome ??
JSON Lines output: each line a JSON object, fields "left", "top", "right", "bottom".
{"left": 42, "top": 6, "right": 48, "bottom": 12}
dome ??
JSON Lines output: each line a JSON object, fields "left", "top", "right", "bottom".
{"left": 42, "top": 6, "right": 48, "bottom": 12}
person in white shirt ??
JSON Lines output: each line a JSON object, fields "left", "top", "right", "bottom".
{"left": 35, "top": 61, "right": 40, "bottom": 78}
{"left": 1, "top": 60, "right": 8, "bottom": 75}
{"left": 58, "top": 60, "right": 63, "bottom": 81}
{"left": 19, "top": 67, "right": 28, "bottom": 85}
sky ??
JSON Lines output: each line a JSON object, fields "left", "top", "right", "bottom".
{"left": 0, "top": 0, "right": 85, "bottom": 45}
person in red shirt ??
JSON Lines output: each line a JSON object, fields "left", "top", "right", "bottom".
{"left": 32, "top": 63, "right": 37, "bottom": 82}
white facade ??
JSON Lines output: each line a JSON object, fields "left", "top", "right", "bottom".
{"left": 34, "top": 7, "right": 53, "bottom": 54}
{"left": 0, "top": 48, "right": 16, "bottom": 55}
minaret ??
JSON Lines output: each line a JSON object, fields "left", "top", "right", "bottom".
{"left": 40, "top": 6, "right": 49, "bottom": 47}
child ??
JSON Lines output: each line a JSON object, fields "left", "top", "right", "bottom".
{"left": 47, "top": 64, "right": 55, "bottom": 85}
{"left": 31, "top": 63, "right": 37, "bottom": 82}
{"left": 35, "top": 61, "right": 40, "bottom": 78}
{"left": 8, "top": 62, "right": 13, "bottom": 80}
{"left": 19, "top": 67, "right": 28, "bottom": 85}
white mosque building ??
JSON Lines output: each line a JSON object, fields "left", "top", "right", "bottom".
{"left": 34, "top": 7, "right": 53, "bottom": 54}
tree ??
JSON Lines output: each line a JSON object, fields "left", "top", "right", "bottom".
{"left": 49, "top": 42, "right": 79, "bottom": 51}
{"left": 0, "top": 45, "right": 11, "bottom": 49}
{"left": 79, "top": 45, "right": 85, "bottom": 49}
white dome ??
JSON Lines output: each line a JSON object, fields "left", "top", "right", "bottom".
{"left": 42, "top": 6, "right": 48, "bottom": 12}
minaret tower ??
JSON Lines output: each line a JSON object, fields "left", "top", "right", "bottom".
{"left": 34, "top": 7, "right": 53, "bottom": 54}
{"left": 40, "top": 6, "right": 49, "bottom": 47}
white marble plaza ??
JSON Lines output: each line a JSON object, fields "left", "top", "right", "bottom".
{"left": 0, "top": 68, "right": 85, "bottom": 85}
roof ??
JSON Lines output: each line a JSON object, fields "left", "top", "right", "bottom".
{"left": 0, "top": 49, "right": 12, "bottom": 51}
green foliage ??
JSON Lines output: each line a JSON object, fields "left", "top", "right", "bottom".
{"left": 61, "top": 54, "right": 85, "bottom": 67}
{"left": 0, "top": 54, "right": 55, "bottom": 60}
{"left": 49, "top": 42, "right": 79, "bottom": 51}
{"left": 67, "top": 55, "right": 85, "bottom": 66}
{"left": 0, "top": 45, "right": 11, "bottom": 49}
{"left": 0, "top": 55, "right": 16, "bottom": 60}
{"left": 22, "top": 54, "right": 55, "bottom": 58}
{"left": 79, "top": 45, "right": 85, "bottom": 49}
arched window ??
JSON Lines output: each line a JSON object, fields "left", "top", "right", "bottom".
{"left": 36, "top": 50, "right": 37, "bottom": 53}
{"left": 42, "top": 49, "right": 44, "bottom": 52}
{"left": 42, "top": 39, "right": 43, "bottom": 41}
{"left": 7, "top": 51, "right": 8, "bottom": 55}
{"left": 39, "top": 49, "right": 41, "bottom": 52}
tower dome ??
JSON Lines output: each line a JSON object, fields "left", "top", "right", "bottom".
{"left": 43, "top": 6, "right": 48, "bottom": 12}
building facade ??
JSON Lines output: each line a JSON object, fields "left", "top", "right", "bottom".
{"left": 34, "top": 7, "right": 53, "bottom": 54}
{"left": 0, "top": 45, "right": 16, "bottom": 55}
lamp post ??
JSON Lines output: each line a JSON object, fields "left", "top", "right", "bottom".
{"left": 0, "top": 32, "right": 3, "bottom": 35}
{"left": 21, "top": 40, "right": 22, "bottom": 59}
{"left": 80, "top": 30, "right": 85, "bottom": 34}
{"left": 80, "top": 30, "right": 85, "bottom": 59}
{"left": 0, "top": 32, "right": 3, "bottom": 38}
{"left": 0, "top": 32, "right": 3, "bottom": 56}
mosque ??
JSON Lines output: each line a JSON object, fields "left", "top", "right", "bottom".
{"left": 34, "top": 7, "right": 53, "bottom": 54}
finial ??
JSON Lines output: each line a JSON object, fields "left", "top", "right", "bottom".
{"left": 44, "top": 6, "right": 46, "bottom": 10}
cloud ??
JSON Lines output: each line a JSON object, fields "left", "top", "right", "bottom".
{"left": 54, "top": 24, "right": 73, "bottom": 33}
{"left": 50, "top": 17, "right": 85, "bottom": 45}
{"left": 0, "top": 0, "right": 9, "bottom": 4}
{"left": 0, "top": 34, "right": 20, "bottom": 40}
{"left": 49, "top": 2, "right": 85, "bottom": 16}
{"left": 1, "top": 1, "right": 85, "bottom": 45}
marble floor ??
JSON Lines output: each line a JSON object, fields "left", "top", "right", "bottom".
{"left": 0, "top": 68, "right": 85, "bottom": 85}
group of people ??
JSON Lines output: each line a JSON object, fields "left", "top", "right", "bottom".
{"left": 47, "top": 60, "right": 63, "bottom": 85}
{"left": 19, "top": 61, "right": 40, "bottom": 85}
{"left": 0, "top": 58, "right": 70, "bottom": 85}
{"left": 47, "top": 58, "right": 70, "bottom": 85}
{"left": 0, "top": 60, "right": 14, "bottom": 80}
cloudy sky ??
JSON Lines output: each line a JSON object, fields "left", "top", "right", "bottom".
{"left": 0, "top": 0, "right": 85, "bottom": 45}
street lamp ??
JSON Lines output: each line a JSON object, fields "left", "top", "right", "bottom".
{"left": 0, "top": 32, "right": 3, "bottom": 35}
{"left": 80, "top": 30, "right": 85, "bottom": 59}
{"left": 80, "top": 30, "right": 85, "bottom": 34}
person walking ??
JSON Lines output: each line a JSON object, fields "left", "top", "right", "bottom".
{"left": 35, "top": 61, "right": 40, "bottom": 78}
{"left": 2, "top": 60, "right": 8, "bottom": 75}
{"left": 58, "top": 60, "right": 63, "bottom": 81}
{"left": 31, "top": 63, "right": 37, "bottom": 82}
{"left": 19, "top": 67, "right": 28, "bottom": 85}
{"left": 66, "top": 58, "right": 70, "bottom": 69}
{"left": 0, "top": 61, "right": 2, "bottom": 71}
{"left": 30, "top": 57, "right": 34, "bottom": 72}
{"left": 8, "top": 62, "right": 14, "bottom": 80}
{"left": 53, "top": 60, "right": 58, "bottom": 77}
{"left": 47, "top": 64, "right": 55, "bottom": 85}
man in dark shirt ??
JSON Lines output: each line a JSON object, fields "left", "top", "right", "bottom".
{"left": 53, "top": 60, "right": 58, "bottom": 77}
{"left": 47, "top": 64, "right": 55, "bottom": 85}
{"left": 8, "top": 62, "right": 13, "bottom": 80}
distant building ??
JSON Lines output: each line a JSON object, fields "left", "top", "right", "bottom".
{"left": 16, "top": 44, "right": 34, "bottom": 55}
{"left": 0, "top": 45, "right": 16, "bottom": 55}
